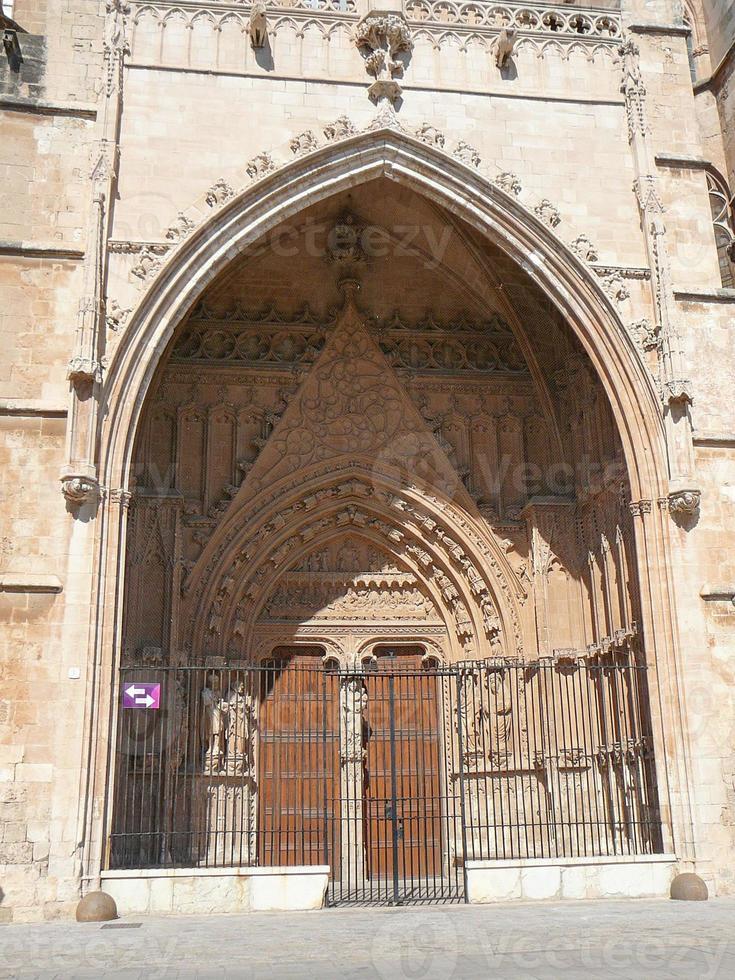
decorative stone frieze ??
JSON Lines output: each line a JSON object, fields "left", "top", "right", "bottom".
{"left": 324, "top": 115, "right": 358, "bottom": 141}
{"left": 414, "top": 123, "right": 445, "bottom": 148}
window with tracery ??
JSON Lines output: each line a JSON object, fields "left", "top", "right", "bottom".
{"left": 707, "top": 170, "right": 735, "bottom": 289}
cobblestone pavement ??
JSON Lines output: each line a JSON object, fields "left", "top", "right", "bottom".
{"left": 1, "top": 898, "right": 734, "bottom": 979}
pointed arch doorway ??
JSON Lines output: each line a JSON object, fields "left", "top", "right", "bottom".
{"left": 105, "top": 162, "right": 667, "bottom": 909}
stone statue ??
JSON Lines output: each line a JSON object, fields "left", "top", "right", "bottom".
{"left": 200, "top": 673, "right": 226, "bottom": 771}
{"left": 222, "top": 678, "right": 254, "bottom": 776}
{"left": 250, "top": 3, "right": 268, "bottom": 49}
{"left": 494, "top": 28, "right": 517, "bottom": 69}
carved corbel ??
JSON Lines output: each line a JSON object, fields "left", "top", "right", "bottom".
{"left": 61, "top": 475, "right": 100, "bottom": 506}
{"left": 668, "top": 488, "right": 701, "bottom": 518}
{"left": 664, "top": 379, "right": 692, "bottom": 406}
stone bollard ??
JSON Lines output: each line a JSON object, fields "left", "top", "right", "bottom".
{"left": 670, "top": 873, "right": 708, "bottom": 901}
{"left": 76, "top": 891, "right": 118, "bottom": 922}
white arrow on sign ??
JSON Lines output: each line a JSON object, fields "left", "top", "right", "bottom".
{"left": 125, "top": 685, "right": 155, "bottom": 707}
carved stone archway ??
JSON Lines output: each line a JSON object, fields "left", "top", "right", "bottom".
{"left": 79, "top": 129, "right": 699, "bottom": 893}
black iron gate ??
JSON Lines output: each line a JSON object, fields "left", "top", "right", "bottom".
{"left": 329, "top": 652, "right": 466, "bottom": 905}
{"left": 108, "top": 651, "right": 662, "bottom": 907}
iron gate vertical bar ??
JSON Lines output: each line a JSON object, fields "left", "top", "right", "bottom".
{"left": 387, "top": 670, "right": 400, "bottom": 905}
{"left": 454, "top": 669, "right": 470, "bottom": 903}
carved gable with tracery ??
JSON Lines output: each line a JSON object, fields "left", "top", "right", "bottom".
{"left": 124, "top": 183, "right": 643, "bottom": 672}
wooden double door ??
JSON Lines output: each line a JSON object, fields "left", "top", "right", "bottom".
{"left": 257, "top": 647, "right": 447, "bottom": 900}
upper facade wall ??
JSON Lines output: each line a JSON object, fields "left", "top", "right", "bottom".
{"left": 109, "top": 1, "right": 724, "bottom": 300}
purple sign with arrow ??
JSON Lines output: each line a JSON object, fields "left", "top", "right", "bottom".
{"left": 122, "top": 682, "right": 161, "bottom": 709}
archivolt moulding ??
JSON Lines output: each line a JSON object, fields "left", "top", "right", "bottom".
{"left": 97, "top": 126, "right": 667, "bottom": 530}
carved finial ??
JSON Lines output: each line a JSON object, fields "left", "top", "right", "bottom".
{"left": 354, "top": 12, "right": 412, "bottom": 104}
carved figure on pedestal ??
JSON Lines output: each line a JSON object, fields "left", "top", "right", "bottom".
{"left": 249, "top": 4, "right": 268, "bottom": 49}
{"left": 494, "top": 28, "right": 517, "bottom": 69}
{"left": 200, "top": 674, "right": 226, "bottom": 771}
{"left": 222, "top": 678, "right": 255, "bottom": 776}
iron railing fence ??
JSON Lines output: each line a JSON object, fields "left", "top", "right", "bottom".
{"left": 109, "top": 653, "right": 662, "bottom": 905}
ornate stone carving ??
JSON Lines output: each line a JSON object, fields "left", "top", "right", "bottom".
{"left": 665, "top": 380, "right": 693, "bottom": 405}
{"left": 414, "top": 122, "right": 445, "bottom": 148}
{"left": 327, "top": 211, "right": 366, "bottom": 267}
{"left": 165, "top": 212, "right": 196, "bottom": 242}
{"left": 493, "top": 27, "right": 517, "bottom": 68}
{"left": 205, "top": 178, "right": 234, "bottom": 208}
{"left": 245, "top": 152, "right": 276, "bottom": 180}
{"left": 323, "top": 115, "right": 358, "bottom": 141}
{"left": 618, "top": 38, "right": 647, "bottom": 141}
{"left": 105, "top": 299, "right": 131, "bottom": 332}
{"left": 130, "top": 245, "right": 166, "bottom": 283}
{"left": 354, "top": 12, "right": 413, "bottom": 104}
{"left": 668, "top": 489, "right": 701, "bottom": 516}
{"left": 103, "top": 0, "right": 130, "bottom": 96}
{"left": 289, "top": 130, "right": 319, "bottom": 156}
{"left": 454, "top": 140, "right": 481, "bottom": 168}
{"left": 628, "top": 317, "right": 660, "bottom": 353}
{"left": 61, "top": 476, "right": 99, "bottom": 505}
{"left": 249, "top": 2, "right": 268, "bottom": 49}
{"left": 67, "top": 353, "right": 102, "bottom": 384}
{"left": 494, "top": 172, "right": 522, "bottom": 196}
{"left": 534, "top": 199, "right": 561, "bottom": 228}
{"left": 599, "top": 271, "right": 630, "bottom": 304}
{"left": 628, "top": 499, "right": 652, "bottom": 517}
{"left": 570, "top": 234, "right": 599, "bottom": 262}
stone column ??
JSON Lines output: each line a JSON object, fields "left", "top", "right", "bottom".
{"left": 339, "top": 673, "right": 367, "bottom": 889}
